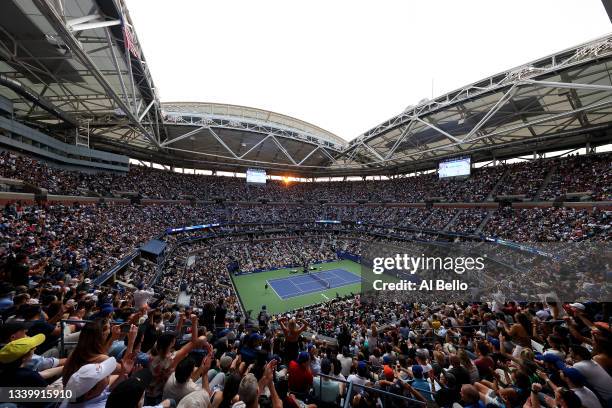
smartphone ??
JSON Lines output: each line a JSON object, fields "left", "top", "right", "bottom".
{"left": 120, "top": 323, "right": 131, "bottom": 334}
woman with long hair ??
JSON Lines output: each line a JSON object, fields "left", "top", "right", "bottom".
{"left": 457, "top": 349, "right": 479, "bottom": 383}
{"left": 61, "top": 319, "right": 109, "bottom": 386}
{"left": 279, "top": 317, "right": 308, "bottom": 363}
{"left": 145, "top": 314, "right": 201, "bottom": 406}
{"left": 499, "top": 312, "right": 532, "bottom": 356}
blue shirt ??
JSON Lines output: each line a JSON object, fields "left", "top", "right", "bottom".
{"left": 0, "top": 296, "right": 13, "bottom": 311}
{"left": 412, "top": 378, "right": 434, "bottom": 401}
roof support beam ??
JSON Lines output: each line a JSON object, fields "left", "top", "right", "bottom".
{"left": 521, "top": 79, "right": 612, "bottom": 93}
{"left": 386, "top": 120, "right": 416, "bottom": 159}
{"left": 361, "top": 142, "right": 385, "bottom": 162}
{"left": 32, "top": 0, "right": 159, "bottom": 146}
{"left": 271, "top": 135, "right": 297, "bottom": 165}
{"left": 66, "top": 14, "right": 103, "bottom": 26}
{"left": 160, "top": 126, "right": 207, "bottom": 147}
{"left": 105, "top": 28, "right": 131, "bottom": 111}
{"left": 463, "top": 85, "right": 517, "bottom": 142}
{"left": 70, "top": 20, "right": 121, "bottom": 32}
{"left": 207, "top": 127, "right": 239, "bottom": 159}
{"left": 298, "top": 146, "right": 320, "bottom": 165}
{"left": 0, "top": 74, "right": 79, "bottom": 126}
{"left": 139, "top": 99, "right": 155, "bottom": 122}
{"left": 414, "top": 117, "right": 462, "bottom": 143}
{"left": 320, "top": 147, "right": 338, "bottom": 164}
{"left": 239, "top": 134, "right": 273, "bottom": 159}
{"left": 398, "top": 98, "right": 612, "bottom": 161}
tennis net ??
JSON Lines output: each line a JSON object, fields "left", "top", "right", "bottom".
{"left": 309, "top": 272, "right": 330, "bottom": 289}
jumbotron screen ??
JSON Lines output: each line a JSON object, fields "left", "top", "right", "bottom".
{"left": 438, "top": 157, "right": 471, "bottom": 178}
{"left": 246, "top": 168, "right": 267, "bottom": 184}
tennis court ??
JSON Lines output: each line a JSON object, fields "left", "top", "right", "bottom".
{"left": 230, "top": 259, "right": 363, "bottom": 314}
{"left": 267, "top": 268, "right": 362, "bottom": 299}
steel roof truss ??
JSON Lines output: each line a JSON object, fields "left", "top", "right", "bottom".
{"left": 159, "top": 125, "right": 208, "bottom": 147}
{"left": 208, "top": 127, "right": 239, "bottom": 159}
{"left": 462, "top": 85, "right": 518, "bottom": 142}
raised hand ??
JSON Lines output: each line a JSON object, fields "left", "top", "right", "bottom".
{"left": 121, "top": 352, "right": 136, "bottom": 374}
{"left": 262, "top": 359, "right": 278, "bottom": 386}
{"left": 201, "top": 345, "right": 213, "bottom": 372}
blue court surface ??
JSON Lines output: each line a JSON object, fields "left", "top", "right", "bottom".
{"left": 267, "top": 268, "right": 362, "bottom": 299}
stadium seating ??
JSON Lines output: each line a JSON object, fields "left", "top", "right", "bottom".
{"left": 2, "top": 150, "right": 610, "bottom": 202}
{"left": 1, "top": 150, "right": 611, "bottom": 408}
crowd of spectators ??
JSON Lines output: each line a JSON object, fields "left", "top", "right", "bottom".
{"left": 483, "top": 207, "right": 610, "bottom": 242}
{"left": 451, "top": 210, "right": 490, "bottom": 234}
{"left": 539, "top": 154, "right": 612, "bottom": 201}
{"left": 2, "top": 150, "right": 610, "bottom": 203}
{"left": 0, "top": 150, "right": 611, "bottom": 408}
{"left": 495, "top": 160, "right": 549, "bottom": 199}
{"left": 1, "top": 270, "right": 610, "bottom": 408}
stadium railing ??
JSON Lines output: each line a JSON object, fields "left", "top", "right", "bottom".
{"left": 313, "top": 373, "right": 428, "bottom": 408}
{"left": 91, "top": 249, "right": 139, "bottom": 286}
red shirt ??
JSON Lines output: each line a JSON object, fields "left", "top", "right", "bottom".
{"left": 288, "top": 360, "right": 313, "bottom": 393}
{"left": 474, "top": 356, "right": 495, "bottom": 379}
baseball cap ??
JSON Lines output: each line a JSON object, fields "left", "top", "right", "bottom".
{"left": 65, "top": 357, "right": 117, "bottom": 398}
{"left": 90, "top": 303, "right": 114, "bottom": 320}
{"left": 569, "top": 303, "right": 585, "bottom": 311}
{"left": 297, "top": 351, "right": 310, "bottom": 363}
{"left": 411, "top": 365, "right": 423, "bottom": 376}
{"left": 0, "top": 334, "right": 45, "bottom": 363}
{"left": 562, "top": 367, "right": 586, "bottom": 386}
{"left": 536, "top": 353, "right": 565, "bottom": 369}
{"left": 383, "top": 365, "right": 394, "bottom": 380}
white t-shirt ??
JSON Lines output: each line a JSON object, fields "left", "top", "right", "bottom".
{"left": 572, "top": 386, "right": 603, "bottom": 408}
{"left": 337, "top": 354, "right": 353, "bottom": 377}
{"left": 347, "top": 374, "right": 368, "bottom": 387}
{"left": 134, "top": 289, "right": 155, "bottom": 308}
{"left": 163, "top": 372, "right": 199, "bottom": 403}
{"left": 573, "top": 360, "right": 612, "bottom": 401}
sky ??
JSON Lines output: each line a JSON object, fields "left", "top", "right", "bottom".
{"left": 126, "top": 0, "right": 611, "bottom": 141}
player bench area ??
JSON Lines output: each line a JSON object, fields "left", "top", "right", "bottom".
{"left": 266, "top": 268, "right": 361, "bottom": 299}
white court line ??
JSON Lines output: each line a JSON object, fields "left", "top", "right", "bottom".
{"left": 265, "top": 279, "right": 282, "bottom": 300}
{"left": 325, "top": 269, "right": 345, "bottom": 282}
{"left": 321, "top": 293, "right": 330, "bottom": 300}
{"left": 325, "top": 269, "right": 361, "bottom": 287}
{"left": 286, "top": 278, "right": 308, "bottom": 296}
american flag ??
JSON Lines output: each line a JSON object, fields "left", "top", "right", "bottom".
{"left": 122, "top": 19, "right": 140, "bottom": 59}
